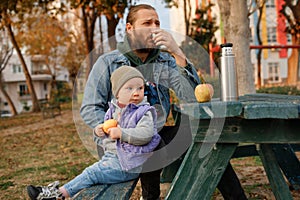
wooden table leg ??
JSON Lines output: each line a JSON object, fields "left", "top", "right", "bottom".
{"left": 272, "top": 143, "right": 300, "bottom": 190}
{"left": 165, "top": 143, "right": 238, "bottom": 200}
{"left": 258, "top": 144, "right": 293, "bottom": 200}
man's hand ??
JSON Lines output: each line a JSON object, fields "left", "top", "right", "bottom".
{"left": 95, "top": 124, "right": 105, "bottom": 137}
{"left": 151, "top": 29, "right": 187, "bottom": 67}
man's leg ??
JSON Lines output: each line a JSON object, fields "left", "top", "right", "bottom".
{"left": 140, "top": 169, "right": 162, "bottom": 200}
{"left": 217, "top": 163, "right": 248, "bottom": 200}
{"left": 140, "top": 111, "right": 248, "bottom": 200}
{"left": 272, "top": 143, "right": 300, "bottom": 190}
{"left": 139, "top": 121, "right": 180, "bottom": 200}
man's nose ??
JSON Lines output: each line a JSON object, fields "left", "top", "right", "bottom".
{"left": 150, "top": 23, "right": 159, "bottom": 28}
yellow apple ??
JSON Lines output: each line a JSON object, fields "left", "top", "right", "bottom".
{"left": 194, "top": 84, "right": 214, "bottom": 103}
{"left": 103, "top": 119, "right": 118, "bottom": 133}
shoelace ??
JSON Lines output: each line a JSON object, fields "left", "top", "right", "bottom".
{"left": 37, "top": 181, "right": 62, "bottom": 200}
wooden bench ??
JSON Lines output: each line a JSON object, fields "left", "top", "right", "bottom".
{"left": 73, "top": 179, "right": 138, "bottom": 200}
{"left": 72, "top": 155, "right": 183, "bottom": 200}
{"left": 38, "top": 99, "right": 61, "bottom": 119}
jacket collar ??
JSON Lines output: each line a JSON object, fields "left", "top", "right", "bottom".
{"left": 109, "top": 97, "right": 149, "bottom": 110}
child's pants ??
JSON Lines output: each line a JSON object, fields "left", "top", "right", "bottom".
{"left": 63, "top": 152, "right": 140, "bottom": 197}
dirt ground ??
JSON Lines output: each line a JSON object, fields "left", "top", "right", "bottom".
{"left": 1, "top": 107, "right": 300, "bottom": 199}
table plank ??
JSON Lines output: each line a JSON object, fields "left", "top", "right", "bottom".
{"left": 192, "top": 118, "right": 300, "bottom": 143}
{"left": 240, "top": 94, "right": 300, "bottom": 119}
{"left": 242, "top": 102, "right": 298, "bottom": 119}
{"left": 179, "top": 100, "right": 242, "bottom": 119}
{"left": 179, "top": 94, "right": 300, "bottom": 120}
{"left": 165, "top": 143, "right": 238, "bottom": 200}
{"left": 73, "top": 180, "right": 138, "bottom": 200}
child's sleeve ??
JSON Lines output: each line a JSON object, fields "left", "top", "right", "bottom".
{"left": 120, "top": 111, "right": 154, "bottom": 146}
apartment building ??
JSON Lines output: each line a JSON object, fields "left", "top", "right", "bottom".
{"left": 0, "top": 53, "right": 69, "bottom": 115}
{"left": 170, "top": 0, "right": 294, "bottom": 87}
{"left": 249, "top": 0, "right": 293, "bottom": 87}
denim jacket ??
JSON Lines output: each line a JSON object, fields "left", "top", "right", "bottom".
{"left": 80, "top": 47, "right": 201, "bottom": 129}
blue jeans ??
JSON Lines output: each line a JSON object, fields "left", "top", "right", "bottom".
{"left": 63, "top": 153, "right": 140, "bottom": 197}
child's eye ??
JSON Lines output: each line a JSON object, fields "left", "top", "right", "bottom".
{"left": 126, "top": 87, "right": 133, "bottom": 91}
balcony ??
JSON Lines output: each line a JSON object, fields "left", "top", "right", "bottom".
{"left": 31, "top": 74, "right": 52, "bottom": 81}
{"left": 32, "top": 69, "right": 51, "bottom": 75}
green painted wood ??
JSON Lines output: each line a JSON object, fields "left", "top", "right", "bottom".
{"left": 242, "top": 102, "right": 298, "bottom": 119}
{"left": 240, "top": 94, "right": 300, "bottom": 118}
{"left": 258, "top": 144, "right": 293, "bottom": 200}
{"left": 192, "top": 118, "right": 300, "bottom": 143}
{"left": 165, "top": 143, "right": 238, "bottom": 200}
{"left": 179, "top": 94, "right": 300, "bottom": 120}
{"left": 272, "top": 144, "right": 300, "bottom": 190}
{"left": 166, "top": 94, "right": 300, "bottom": 200}
{"left": 74, "top": 179, "right": 138, "bottom": 200}
{"left": 179, "top": 100, "right": 243, "bottom": 119}
{"left": 241, "top": 93, "right": 300, "bottom": 103}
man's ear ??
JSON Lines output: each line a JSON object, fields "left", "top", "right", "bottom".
{"left": 126, "top": 23, "right": 133, "bottom": 32}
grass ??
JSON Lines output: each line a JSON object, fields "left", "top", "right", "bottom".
{"left": 0, "top": 104, "right": 96, "bottom": 199}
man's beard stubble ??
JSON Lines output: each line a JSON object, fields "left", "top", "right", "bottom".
{"left": 128, "top": 33, "right": 154, "bottom": 53}
{"left": 135, "top": 48, "right": 152, "bottom": 53}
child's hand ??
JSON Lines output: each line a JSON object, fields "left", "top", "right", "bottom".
{"left": 107, "top": 127, "right": 121, "bottom": 140}
{"left": 95, "top": 124, "right": 105, "bottom": 137}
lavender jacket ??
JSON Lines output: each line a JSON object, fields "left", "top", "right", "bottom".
{"left": 103, "top": 99, "right": 161, "bottom": 171}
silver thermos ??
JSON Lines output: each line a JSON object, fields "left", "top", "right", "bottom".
{"left": 220, "top": 43, "right": 238, "bottom": 101}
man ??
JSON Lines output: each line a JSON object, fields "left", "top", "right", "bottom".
{"left": 80, "top": 4, "right": 247, "bottom": 200}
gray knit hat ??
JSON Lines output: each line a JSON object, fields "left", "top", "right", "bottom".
{"left": 111, "top": 65, "right": 145, "bottom": 97}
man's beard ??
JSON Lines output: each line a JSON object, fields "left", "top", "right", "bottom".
{"left": 132, "top": 39, "right": 154, "bottom": 53}
{"left": 135, "top": 48, "right": 153, "bottom": 53}
{"left": 128, "top": 33, "right": 155, "bottom": 53}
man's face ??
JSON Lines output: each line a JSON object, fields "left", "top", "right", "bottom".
{"left": 126, "top": 9, "right": 160, "bottom": 50}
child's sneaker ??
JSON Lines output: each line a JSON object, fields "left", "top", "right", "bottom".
{"left": 27, "top": 181, "right": 65, "bottom": 200}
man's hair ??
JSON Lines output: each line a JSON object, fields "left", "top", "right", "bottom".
{"left": 126, "top": 4, "right": 156, "bottom": 25}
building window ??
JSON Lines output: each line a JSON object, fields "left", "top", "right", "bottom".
{"left": 44, "top": 83, "right": 47, "bottom": 91}
{"left": 266, "top": 0, "right": 275, "bottom": 8}
{"left": 287, "top": 34, "right": 292, "bottom": 43}
{"left": 19, "top": 84, "right": 30, "bottom": 96}
{"left": 267, "top": 27, "right": 277, "bottom": 43}
{"left": 12, "top": 64, "right": 22, "bottom": 73}
{"left": 268, "top": 63, "right": 280, "bottom": 83}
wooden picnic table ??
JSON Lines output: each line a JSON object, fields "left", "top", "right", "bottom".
{"left": 165, "top": 93, "right": 300, "bottom": 200}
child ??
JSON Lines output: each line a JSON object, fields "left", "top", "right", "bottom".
{"left": 27, "top": 66, "right": 161, "bottom": 200}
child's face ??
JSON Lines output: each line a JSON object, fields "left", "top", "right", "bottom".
{"left": 117, "top": 77, "right": 144, "bottom": 105}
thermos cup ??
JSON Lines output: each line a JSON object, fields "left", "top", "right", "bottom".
{"left": 220, "top": 43, "right": 238, "bottom": 101}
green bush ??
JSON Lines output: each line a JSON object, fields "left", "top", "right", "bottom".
{"left": 257, "top": 86, "right": 300, "bottom": 95}
{"left": 55, "top": 82, "right": 72, "bottom": 102}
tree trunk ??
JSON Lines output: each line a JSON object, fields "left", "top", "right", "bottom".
{"left": 218, "top": 0, "right": 256, "bottom": 95}
{"left": 5, "top": 22, "right": 40, "bottom": 112}
{"left": 287, "top": 34, "right": 299, "bottom": 85}
{"left": 256, "top": 4, "right": 264, "bottom": 89}
{"left": 105, "top": 14, "right": 118, "bottom": 50}
{"left": 0, "top": 75, "right": 17, "bottom": 116}
{"left": 82, "top": 7, "right": 97, "bottom": 79}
